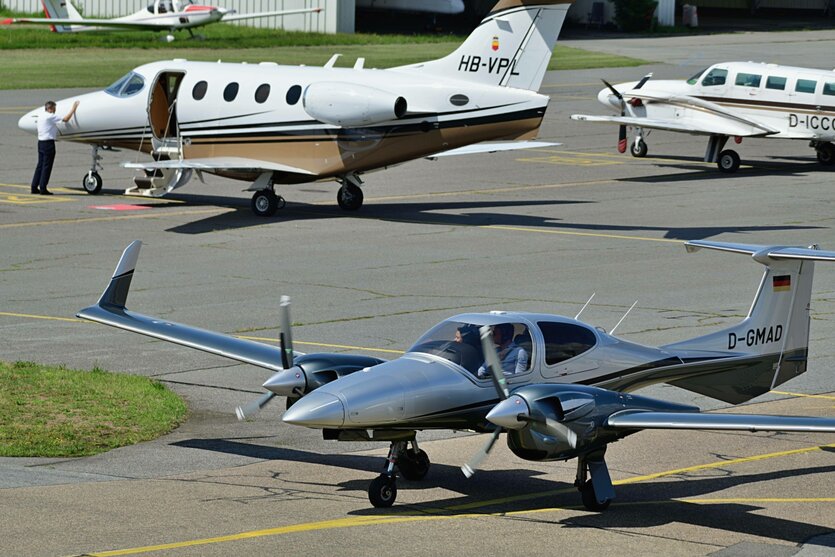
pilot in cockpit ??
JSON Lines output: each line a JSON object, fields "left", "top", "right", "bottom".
{"left": 477, "top": 323, "right": 528, "bottom": 377}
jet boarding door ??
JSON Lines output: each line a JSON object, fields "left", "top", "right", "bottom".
{"left": 148, "top": 71, "right": 185, "bottom": 150}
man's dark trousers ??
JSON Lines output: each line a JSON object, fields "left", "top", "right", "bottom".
{"left": 31, "top": 139, "right": 56, "bottom": 193}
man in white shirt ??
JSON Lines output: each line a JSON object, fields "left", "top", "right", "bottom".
{"left": 31, "top": 100, "right": 79, "bottom": 195}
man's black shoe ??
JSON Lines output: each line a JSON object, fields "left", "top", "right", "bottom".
{"left": 40, "top": 190, "right": 53, "bottom": 195}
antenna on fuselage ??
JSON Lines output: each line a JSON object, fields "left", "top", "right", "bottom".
{"left": 574, "top": 293, "right": 596, "bottom": 320}
{"left": 610, "top": 300, "right": 638, "bottom": 335}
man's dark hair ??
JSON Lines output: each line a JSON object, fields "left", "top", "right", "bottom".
{"left": 495, "top": 323, "right": 514, "bottom": 343}
{"left": 45, "top": 101, "right": 56, "bottom": 110}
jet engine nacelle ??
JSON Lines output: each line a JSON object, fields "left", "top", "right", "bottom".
{"left": 303, "top": 82, "right": 408, "bottom": 127}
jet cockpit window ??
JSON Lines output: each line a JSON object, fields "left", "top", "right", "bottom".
{"left": 537, "top": 321, "right": 597, "bottom": 366}
{"left": 686, "top": 68, "right": 706, "bottom": 85}
{"left": 734, "top": 73, "right": 762, "bottom": 88}
{"left": 104, "top": 72, "right": 145, "bottom": 98}
{"left": 823, "top": 82, "right": 835, "bottom": 96}
{"left": 796, "top": 79, "right": 817, "bottom": 94}
{"left": 766, "top": 76, "right": 787, "bottom": 90}
{"left": 701, "top": 68, "right": 727, "bottom": 87}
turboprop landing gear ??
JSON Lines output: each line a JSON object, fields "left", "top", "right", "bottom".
{"left": 575, "top": 449, "right": 614, "bottom": 512}
{"left": 630, "top": 128, "right": 648, "bottom": 157}
{"left": 251, "top": 189, "right": 286, "bottom": 217}
{"left": 82, "top": 145, "right": 104, "bottom": 194}
{"left": 368, "top": 440, "right": 431, "bottom": 508}
{"left": 813, "top": 141, "right": 835, "bottom": 166}
{"left": 337, "top": 174, "right": 364, "bottom": 211}
{"left": 705, "top": 134, "right": 741, "bottom": 174}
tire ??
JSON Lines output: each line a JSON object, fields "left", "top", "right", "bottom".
{"left": 251, "top": 190, "right": 278, "bottom": 217}
{"left": 816, "top": 143, "right": 835, "bottom": 166}
{"left": 717, "top": 149, "right": 740, "bottom": 174}
{"left": 337, "top": 183, "right": 364, "bottom": 211}
{"left": 81, "top": 171, "right": 103, "bottom": 194}
{"left": 580, "top": 480, "right": 611, "bottom": 512}
{"left": 398, "top": 449, "right": 430, "bottom": 481}
{"left": 368, "top": 475, "right": 397, "bottom": 508}
{"left": 630, "top": 140, "right": 648, "bottom": 158}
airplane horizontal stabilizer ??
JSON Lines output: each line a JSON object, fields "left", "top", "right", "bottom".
{"left": 685, "top": 240, "right": 835, "bottom": 262}
{"left": 607, "top": 410, "right": 835, "bottom": 433}
{"left": 570, "top": 114, "right": 774, "bottom": 138}
{"left": 426, "top": 140, "right": 560, "bottom": 159}
{"left": 124, "top": 157, "right": 316, "bottom": 176}
{"left": 77, "top": 241, "right": 288, "bottom": 372}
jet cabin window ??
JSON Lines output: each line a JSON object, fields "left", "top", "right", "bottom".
{"left": 734, "top": 73, "right": 762, "bottom": 88}
{"left": 192, "top": 80, "right": 208, "bottom": 101}
{"left": 255, "top": 84, "right": 271, "bottom": 104}
{"left": 796, "top": 79, "right": 817, "bottom": 94}
{"left": 537, "top": 322, "right": 597, "bottom": 366}
{"left": 223, "top": 82, "right": 239, "bottom": 102}
{"left": 701, "top": 68, "right": 727, "bottom": 87}
{"left": 766, "top": 76, "right": 787, "bottom": 90}
{"left": 104, "top": 72, "right": 145, "bottom": 98}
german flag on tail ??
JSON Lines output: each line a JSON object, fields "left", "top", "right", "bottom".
{"left": 773, "top": 275, "right": 791, "bottom": 292}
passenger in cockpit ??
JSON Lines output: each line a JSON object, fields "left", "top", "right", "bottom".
{"left": 477, "top": 323, "right": 528, "bottom": 377}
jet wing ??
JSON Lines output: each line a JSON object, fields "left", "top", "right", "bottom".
{"left": 221, "top": 7, "right": 323, "bottom": 22}
{"left": 123, "top": 157, "right": 316, "bottom": 176}
{"left": 426, "top": 140, "right": 560, "bottom": 159}
{"left": 607, "top": 410, "right": 835, "bottom": 433}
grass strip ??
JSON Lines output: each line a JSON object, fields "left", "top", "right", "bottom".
{"left": 0, "top": 360, "right": 187, "bottom": 457}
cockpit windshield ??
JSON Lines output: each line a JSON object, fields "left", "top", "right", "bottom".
{"left": 104, "top": 72, "right": 145, "bottom": 98}
{"left": 686, "top": 68, "right": 707, "bottom": 85}
{"left": 408, "top": 320, "right": 532, "bottom": 376}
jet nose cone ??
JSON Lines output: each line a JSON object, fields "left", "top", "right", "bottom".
{"left": 485, "top": 395, "right": 528, "bottom": 430}
{"left": 18, "top": 109, "right": 38, "bottom": 135}
{"left": 262, "top": 366, "right": 305, "bottom": 397}
{"left": 282, "top": 391, "right": 344, "bottom": 428}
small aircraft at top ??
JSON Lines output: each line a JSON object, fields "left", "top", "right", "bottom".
{"left": 78, "top": 239, "right": 835, "bottom": 510}
{"left": 2, "top": 0, "right": 322, "bottom": 42}
{"left": 17, "top": 0, "right": 571, "bottom": 216}
{"left": 571, "top": 61, "right": 835, "bottom": 173}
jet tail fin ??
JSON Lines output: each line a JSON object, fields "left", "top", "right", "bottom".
{"left": 663, "top": 241, "right": 835, "bottom": 403}
{"left": 399, "top": 0, "right": 574, "bottom": 92}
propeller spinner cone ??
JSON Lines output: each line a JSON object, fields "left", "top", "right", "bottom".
{"left": 485, "top": 395, "right": 529, "bottom": 430}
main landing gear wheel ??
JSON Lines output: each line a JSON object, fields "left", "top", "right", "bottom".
{"left": 337, "top": 183, "right": 363, "bottom": 211}
{"left": 717, "top": 149, "right": 741, "bottom": 173}
{"left": 816, "top": 142, "right": 835, "bottom": 165}
{"left": 579, "top": 479, "right": 612, "bottom": 512}
{"left": 368, "top": 475, "right": 397, "bottom": 508}
{"left": 398, "top": 448, "right": 431, "bottom": 481}
{"left": 82, "top": 171, "right": 102, "bottom": 194}
{"left": 251, "top": 190, "right": 284, "bottom": 217}
{"left": 630, "top": 139, "right": 648, "bottom": 158}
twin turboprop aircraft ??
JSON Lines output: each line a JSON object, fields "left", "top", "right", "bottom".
{"left": 571, "top": 61, "right": 835, "bottom": 173}
{"left": 17, "top": 0, "right": 571, "bottom": 216}
{"left": 78, "top": 239, "right": 835, "bottom": 510}
{"left": 2, "top": 0, "right": 321, "bottom": 42}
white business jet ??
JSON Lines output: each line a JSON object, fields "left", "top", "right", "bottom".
{"left": 18, "top": 0, "right": 571, "bottom": 216}
{"left": 2, "top": 0, "right": 322, "bottom": 42}
{"left": 571, "top": 61, "right": 835, "bottom": 173}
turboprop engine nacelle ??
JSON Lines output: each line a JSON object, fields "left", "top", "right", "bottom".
{"left": 303, "top": 82, "right": 408, "bottom": 127}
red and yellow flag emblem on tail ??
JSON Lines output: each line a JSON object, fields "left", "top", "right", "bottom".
{"left": 491, "top": 36, "right": 499, "bottom": 51}
{"left": 773, "top": 275, "right": 791, "bottom": 292}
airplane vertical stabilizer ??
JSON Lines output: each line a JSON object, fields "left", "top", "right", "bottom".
{"left": 41, "top": 0, "right": 82, "bottom": 32}
{"left": 662, "top": 241, "right": 835, "bottom": 403}
{"left": 400, "top": 0, "right": 573, "bottom": 91}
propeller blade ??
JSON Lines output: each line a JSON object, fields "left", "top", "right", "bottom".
{"left": 541, "top": 417, "right": 578, "bottom": 449}
{"left": 617, "top": 124, "right": 627, "bottom": 153}
{"left": 634, "top": 72, "right": 653, "bottom": 90}
{"left": 461, "top": 428, "right": 501, "bottom": 478}
{"left": 601, "top": 78, "right": 623, "bottom": 101}
{"left": 479, "top": 325, "right": 509, "bottom": 400}
{"left": 235, "top": 391, "right": 276, "bottom": 421}
{"left": 279, "top": 295, "right": 294, "bottom": 367}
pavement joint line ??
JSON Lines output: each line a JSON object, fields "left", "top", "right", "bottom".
{"left": 72, "top": 441, "right": 835, "bottom": 556}
{"left": 0, "top": 208, "right": 229, "bottom": 229}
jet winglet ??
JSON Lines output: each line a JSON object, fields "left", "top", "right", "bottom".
{"left": 97, "top": 240, "right": 142, "bottom": 309}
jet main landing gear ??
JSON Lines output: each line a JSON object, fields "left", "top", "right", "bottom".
{"left": 368, "top": 439, "right": 431, "bottom": 508}
{"left": 337, "top": 174, "right": 364, "bottom": 211}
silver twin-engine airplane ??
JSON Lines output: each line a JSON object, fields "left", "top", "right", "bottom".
{"left": 2, "top": 0, "right": 322, "bottom": 42}
{"left": 17, "top": 0, "right": 573, "bottom": 216}
{"left": 78, "top": 240, "right": 835, "bottom": 510}
{"left": 571, "top": 61, "right": 835, "bottom": 173}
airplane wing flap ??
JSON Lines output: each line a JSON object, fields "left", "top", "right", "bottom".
{"left": 124, "top": 157, "right": 316, "bottom": 176}
{"left": 607, "top": 410, "right": 835, "bottom": 433}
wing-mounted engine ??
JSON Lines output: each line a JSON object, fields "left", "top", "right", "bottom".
{"left": 487, "top": 384, "right": 698, "bottom": 462}
{"left": 303, "top": 82, "right": 408, "bottom": 127}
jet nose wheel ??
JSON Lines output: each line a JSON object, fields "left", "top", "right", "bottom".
{"left": 717, "top": 149, "right": 741, "bottom": 173}
{"left": 251, "top": 190, "right": 284, "bottom": 217}
{"left": 368, "top": 475, "right": 397, "bottom": 508}
{"left": 82, "top": 171, "right": 103, "bottom": 194}
{"left": 337, "top": 183, "right": 364, "bottom": 211}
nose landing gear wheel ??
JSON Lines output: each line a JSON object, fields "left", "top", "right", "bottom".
{"left": 82, "top": 171, "right": 103, "bottom": 194}
{"left": 368, "top": 475, "right": 397, "bottom": 508}
{"left": 816, "top": 142, "right": 835, "bottom": 165}
{"left": 337, "top": 183, "right": 363, "bottom": 211}
{"left": 717, "top": 149, "right": 740, "bottom": 173}
{"left": 251, "top": 190, "right": 279, "bottom": 217}
{"left": 579, "top": 479, "right": 611, "bottom": 512}
{"left": 630, "top": 139, "right": 648, "bottom": 158}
